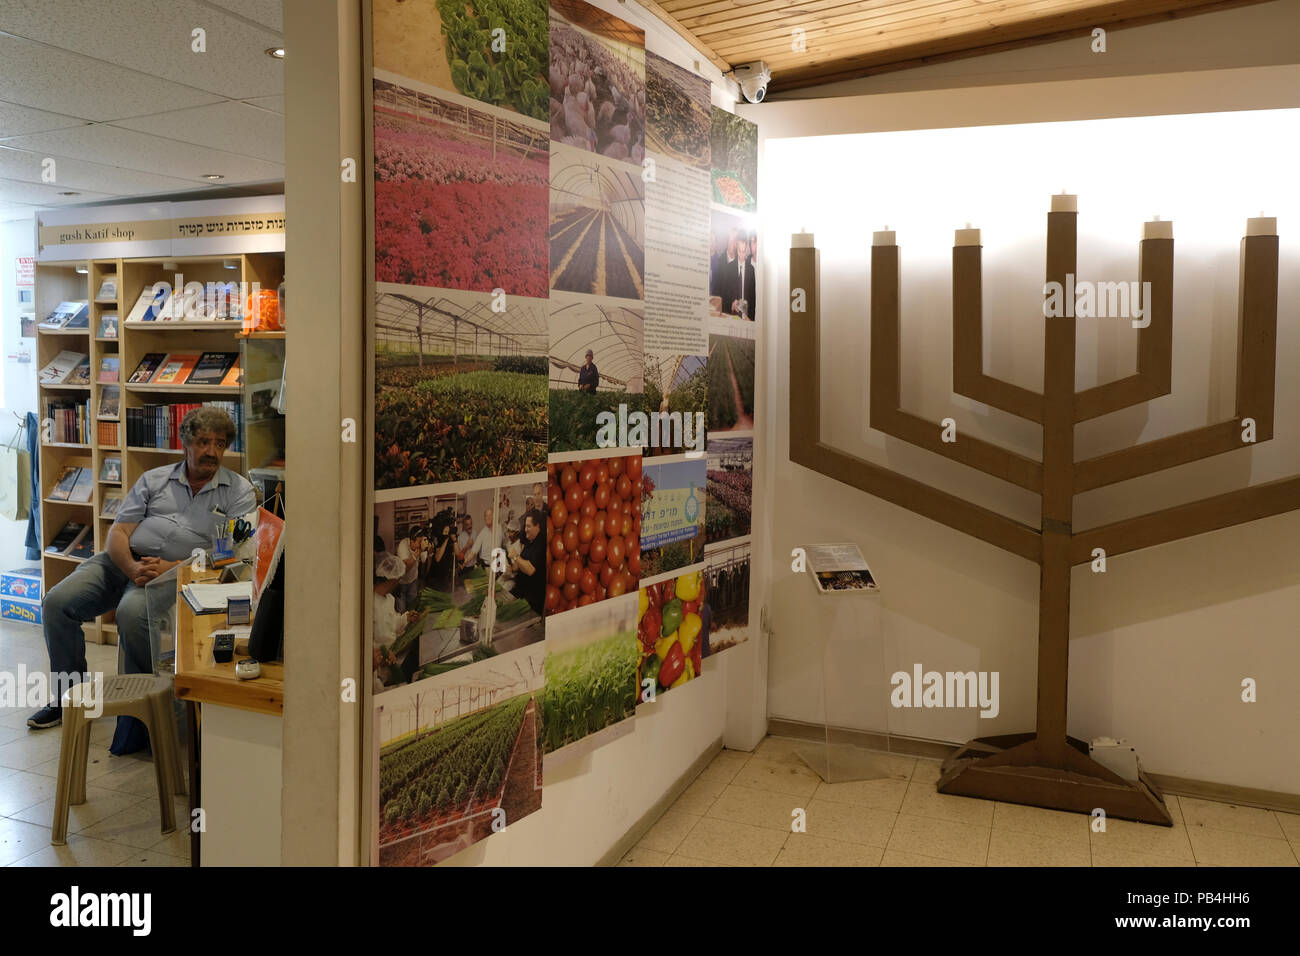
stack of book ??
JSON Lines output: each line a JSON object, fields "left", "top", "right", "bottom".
{"left": 49, "top": 466, "right": 94, "bottom": 503}
{"left": 45, "top": 520, "right": 93, "bottom": 559}
{"left": 38, "top": 301, "right": 89, "bottom": 331}
{"left": 125, "top": 283, "right": 243, "bottom": 322}
{"left": 38, "top": 350, "right": 89, "bottom": 385}
{"left": 127, "top": 351, "right": 241, "bottom": 387}
{"left": 42, "top": 397, "right": 89, "bottom": 444}
{"left": 95, "top": 278, "right": 117, "bottom": 302}
{"left": 97, "top": 420, "right": 120, "bottom": 447}
{"left": 126, "top": 401, "right": 244, "bottom": 452}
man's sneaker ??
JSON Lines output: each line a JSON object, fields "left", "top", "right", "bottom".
{"left": 27, "top": 705, "right": 61, "bottom": 729}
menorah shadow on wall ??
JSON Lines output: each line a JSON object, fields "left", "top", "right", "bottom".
{"left": 788, "top": 200, "right": 1295, "bottom": 825}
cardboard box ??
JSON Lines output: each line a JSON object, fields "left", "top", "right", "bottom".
{"left": 0, "top": 568, "right": 42, "bottom": 601}
{"left": 1, "top": 597, "right": 42, "bottom": 626}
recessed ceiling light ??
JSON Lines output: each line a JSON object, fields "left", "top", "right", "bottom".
{"left": 58, "top": 191, "right": 81, "bottom": 196}
{"left": 266, "top": 47, "right": 285, "bottom": 59}
{"left": 203, "top": 173, "right": 225, "bottom": 181}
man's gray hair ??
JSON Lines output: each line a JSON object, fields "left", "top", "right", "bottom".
{"left": 180, "top": 406, "right": 237, "bottom": 446}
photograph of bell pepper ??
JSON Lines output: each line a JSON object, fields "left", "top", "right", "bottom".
{"left": 635, "top": 567, "right": 709, "bottom": 701}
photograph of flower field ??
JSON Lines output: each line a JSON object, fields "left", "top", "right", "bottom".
{"left": 375, "top": 285, "right": 548, "bottom": 487}
{"left": 373, "top": 0, "right": 549, "bottom": 122}
{"left": 549, "top": 0, "right": 645, "bottom": 162}
{"left": 542, "top": 595, "right": 637, "bottom": 757}
{"left": 707, "top": 333, "right": 755, "bottom": 434}
{"left": 373, "top": 80, "right": 549, "bottom": 296}
{"left": 550, "top": 144, "right": 645, "bottom": 300}
{"left": 376, "top": 646, "right": 544, "bottom": 866}
{"left": 640, "top": 457, "right": 706, "bottom": 579}
{"left": 646, "top": 51, "right": 710, "bottom": 170}
{"left": 705, "top": 436, "right": 752, "bottom": 543}
{"left": 710, "top": 106, "right": 758, "bottom": 212}
{"left": 703, "top": 539, "right": 750, "bottom": 656}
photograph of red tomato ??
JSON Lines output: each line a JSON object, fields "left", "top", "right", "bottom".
{"left": 636, "top": 568, "right": 707, "bottom": 698}
{"left": 545, "top": 451, "right": 643, "bottom": 616}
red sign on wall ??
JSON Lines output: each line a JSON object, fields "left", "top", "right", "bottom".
{"left": 15, "top": 257, "right": 34, "bottom": 287}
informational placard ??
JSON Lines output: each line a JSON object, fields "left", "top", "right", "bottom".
{"left": 803, "top": 542, "right": 879, "bottom": 595}
{"left": 15, "top": 257, "right": 34, "bottom": 287}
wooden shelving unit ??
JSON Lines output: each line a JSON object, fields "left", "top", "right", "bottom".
{"left": 36, "top": 252, "right": 285, "bottom": 645}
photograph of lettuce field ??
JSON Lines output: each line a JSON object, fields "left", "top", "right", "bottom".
{"left": 707, "top": 334, "right": 755, "bottom": 433}
{"left": 376, "top": 646, "right": 544, "bottom": 866}
{"left": 375, "top": 287, "right": 548, "bottom": 487}
{"left": 542, "top": 596, "right": 638, "bottom": 756}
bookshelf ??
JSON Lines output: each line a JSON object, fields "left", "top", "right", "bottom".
{"left": 36, "top": 252, "right": 285, "bottom": 645}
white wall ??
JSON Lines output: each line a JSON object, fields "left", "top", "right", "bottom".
{"left": 744, "top": 65, "right": 1300, "bottom": 794}
{"left": 0, "top": 217, "right": 38, "bottom": 567}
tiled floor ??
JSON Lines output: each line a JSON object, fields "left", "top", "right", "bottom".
{"left": 619, "top": 736, "right": 1300, "bottom": 867}
{"left": 0, "top": 620, "right": 189, "bottom": 867}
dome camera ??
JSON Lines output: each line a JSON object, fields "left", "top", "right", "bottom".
{"left": 732, "top": 61, "right": 771, "bottom": 104}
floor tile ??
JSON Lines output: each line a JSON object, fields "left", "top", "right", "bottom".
{"left": 116, "top": 849, "right": 189, "bottom": 867}
{"left": 886, "top": 813, "right": 990, "bottom": 865}
{"left": 987, "top": 827, "right": 1091, "bottom": 866}
{"left": 1091, "top": 816, "right": 1195, "bottom": 862}
{"left": 0, "top": 733, "right": 64, "bottom": 771}
{"left": 637, "top": 808, "right": 700, "bottom": 854}
{"left": 775, "top": 833, "right": 882, "bottom": 867}
{"left": 8, "top": 833, "right": 137, "bottom": 867}
{"left": 1180, "top": 797, "right": 1285, "bottom": 839}
{"left": 29, "top": 745, "right": 118, "bottom": 784}
{"left": 1275, "top": 811, "right": 1300, "bottom": 844}
{"left": 77, "top": 801, "right": 177, "bottom": 850}
{"left": 671, "top": 775, "right": 726, "bottom": 816}
{"left": 900, "top": 778, "right": 995, "bottom": 827}
{"left": 665, "top": 853, "right": 729, "bottom": 866}
{"left": 96, "top": 757, "right": 169, "bottom": 798}
{"left": 672, "top": 816, "right": 786, "bottom": 867}
{"left": 150, "top": 825, "right": 192, "bottom": 860}
{"left": 880, "top": 849, "right": 975, "bottom": 866}
{"left": 730, "top": 759, "right": 820, "bottom": 799}
{"left": 1090, "top": 844, "right": 1194, "bottom": 867}
{"left": 749, "top": 736, "right": 807, "bottom": 765}
{"left": 814, "top": 776, "right": 909, "bottom": 812}
{"left": 0, "top": 770, "right": 58, "bottom": 816}
{"left": 1186, "top": 827, "right": 1298, "bottom": 867}
{"left": 992, "top": 801, "right": 1091, "bottom": 844}
{"left": 909, "top": 759, "right": 945, "bottom": 784}
{"left": 0, "top": 816, "right": 51, "bottom": 866}
{"left": 695, "top": 749, "right": 750, "bottom": 785}
{"left": 11, "top": 784, "right": 146, "bottom": 834}
{"left": 706, "top": 784, "right": 807, "bottom": 832}
{"left": 618, "top": 846, "right": 668, "bottom": 867}
{"left": 805, "top": 796, "right": 896, "bottom": 847}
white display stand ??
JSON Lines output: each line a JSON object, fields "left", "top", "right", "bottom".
{"left": 795, "top": 544, "right": 893, "bottom": 783}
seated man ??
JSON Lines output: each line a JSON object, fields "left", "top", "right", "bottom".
{"left": 28, "top": 406, "right": 256, "bottom": 729}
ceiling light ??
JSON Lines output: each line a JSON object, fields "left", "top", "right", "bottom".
{"left": 75, "top": 263, "right": 89, "bottom": 274}
{"left": 223, "top": 259, "right": 239, "bottom": 270}
{"left": 202, "top": 173, "right": 225, "bottom": 181}
{"left": 266, "top": 47, "right": 285, "bottom": 59}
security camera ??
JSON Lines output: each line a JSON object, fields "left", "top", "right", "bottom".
{"left": 732, "top": 61, "right": 771, "bottom": 104}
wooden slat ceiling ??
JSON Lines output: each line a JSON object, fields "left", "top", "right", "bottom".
{"left": 644, "top": 0, "right": 1275, "bottom": 94}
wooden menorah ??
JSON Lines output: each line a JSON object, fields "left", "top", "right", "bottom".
{"left": 788, "top": 201, "right": 1295, "bottom": 825}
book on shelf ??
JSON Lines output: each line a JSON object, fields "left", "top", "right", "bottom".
{"left": 102, "top": 493, "right": 123, "bottom": 518}
{"left": 66, "top": 305, "right": 91, "bottom": 330}
{"left": 43, "top": 397, "right": 89, "bottom": 444}
{"left": 98, "top": 314, "right": 118, "bottom": 339}
{"left": 220, "top": 356, "right": 243, "bottom": 388}
{"left": 127, "top": 401, "right": 243, "bottom": 452}
{"left": 38, "top": 350, "right": 88, "bottom": 385}
{"left": 94, "top": 278, "right": 117, "bottom": 302}
{"left": 64, "top": 355, "right": 92, "bottom": 386}
{"left": 187, "top": 352, "right": 238, "bottom": 386}
{"left": 98, "top": 356, "right": 120, "bottom": 384}
{"left": 128, "top": 353, "right": 167, "bottom": 384}
{"left": 125, "top": 285, "right": 169, "bottom": 323}
{"left": 38, "top": 301, "right": 88, "bottom": 331}
{"left": 98, "top": 385, "right": 120, "bottom": 421}
{"left": 46, "top": 521, "right": 86, "bottom": 554}
{"left": 152, "top": 354, "right": 199, "bottom": 385}
{"left": 67, "top": 526, "right": 95, "bottom": 560}
{"left": 49, "top": 466, "right": 82, "bottom": 501}
{"left": 100, "top": 457, "right": 122, "bottom": 483}
{"left": 67, "top": 467, "right": 94, "bottom": 503}
{"left": 97, "top": 420, "right": 119, "bottom": 447}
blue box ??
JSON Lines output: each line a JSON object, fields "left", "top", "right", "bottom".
{"left": 1, "top": 597, "right": 42, "bottom": 626}
{"left": 0, "top": 568, "right": 42, "bottom": 602}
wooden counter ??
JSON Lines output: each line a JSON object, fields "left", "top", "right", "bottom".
{"left": 174, "top": 564, "right": 284, "bottom": 716}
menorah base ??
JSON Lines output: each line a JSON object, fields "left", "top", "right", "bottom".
{"left": 937, "top": 732, "right": 1173, "bottom": 827}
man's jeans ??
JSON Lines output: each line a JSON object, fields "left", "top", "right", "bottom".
{"left": 42, "top": 552, "right": 162, "bottom": 703}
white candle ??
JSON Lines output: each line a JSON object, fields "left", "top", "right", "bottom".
{"left": 1246, "top": 216, "right": 1277, "bottom": 236}
{"left": 955, "top": 227, "right": 981, "bottom": 246}
{"left": 872, "top": 230, "right": 896, "bottom": 246}
{"left": 1051, "top": 193, "right": 1077, "bottom": 212}
{"left": 791, "top": 232, "right": 814, "bottom": 248}
{"left": 1143, "top": 218, "right": 1172, "bottom": 239}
